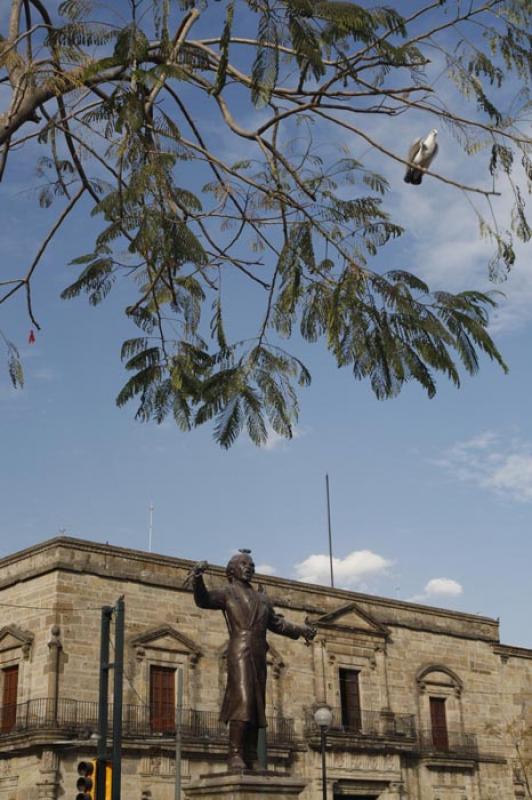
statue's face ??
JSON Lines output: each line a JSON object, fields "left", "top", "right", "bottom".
{"left": 233, "top": 555, "right": 255, "bottom": 583}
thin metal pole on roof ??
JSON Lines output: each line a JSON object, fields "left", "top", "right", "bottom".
{"left": 325, "top": 474, "right": 334, "bottom": 588}
{"left": 149, "top": 503, "right": 154, "bottom": 552}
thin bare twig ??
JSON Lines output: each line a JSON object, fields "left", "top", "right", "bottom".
{"left": 0, "top": 187, "right": 85, "bottom": 327}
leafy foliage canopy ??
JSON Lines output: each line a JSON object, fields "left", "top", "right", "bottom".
{"left": 1, "top": 0, "right": 530, "bottom": 445}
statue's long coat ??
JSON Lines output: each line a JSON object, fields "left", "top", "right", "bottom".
{"left": 193, "top": 576, "right": 303, "bottom": 727}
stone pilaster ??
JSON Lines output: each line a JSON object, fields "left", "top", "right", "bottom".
{"left": 37, "top": 750, "right": 60, "bottom": 800}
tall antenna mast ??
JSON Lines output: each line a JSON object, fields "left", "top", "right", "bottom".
{"left": 325, "top": 474, "right": 335, "bottom": 588}
{"left": 148, "top": 503, "right": 154, "bottom": 552}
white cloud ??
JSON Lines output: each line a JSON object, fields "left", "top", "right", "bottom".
{"left": 425, "top": 578, "right": 463, "bottom": 597}
{"left": 434, "top": 431, "right": 532, "bottom": 503}
{"left": 294, "top": 549, "right": 391, "bottom": 589}
{"left": 408, "top": 577, "right": 463, "bottom": 604}
{"left": 255, "top": 563, "right": 275, "bottom": 576}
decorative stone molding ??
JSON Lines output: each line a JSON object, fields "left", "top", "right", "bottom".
{"left": 47, "top": 625, "right": 62, "bottom": 651}
{"left": 416, "top": 664, "right": 464, "bottom": 691}
{"left": 0, "top": 625, "right": 34, "bottom": 660}
{"left": 130, "top": 625, "right": 203, "bottom": 665}
{"left": 307, "top": 602, "right": 389, "bottom": 639}
{"left": 129, "top": 625, "right": 203, "bottom": 707}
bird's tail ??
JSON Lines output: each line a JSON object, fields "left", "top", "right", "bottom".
{"left": 405, "top": 169, "right": 422, "bottom": 185}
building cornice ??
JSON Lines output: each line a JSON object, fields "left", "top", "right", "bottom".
{"left": 0, "top": 536, "right": 500, "bottom": 641}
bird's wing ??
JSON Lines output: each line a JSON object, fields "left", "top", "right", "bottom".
{"left": 406, "top": 137, "right": 422, "bottom": 164}
{"left": 420, "top": 140, "right": 438, "bottom": 169}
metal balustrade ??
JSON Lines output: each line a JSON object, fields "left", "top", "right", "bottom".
{"left": 0, "top": 699, "right": 293, "bottom": 745}
{"left": 0, "top": 699, "right": 482, "bottom": 759}
{"left": 304, "top": 707, "right": 417, "bottom": 739}
{"left": 417, "top": 727, "right": 479, "bottom": 757}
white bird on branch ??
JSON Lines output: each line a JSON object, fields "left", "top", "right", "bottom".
{"left": 404, "top": 129, "right": 438, "bottom": 185}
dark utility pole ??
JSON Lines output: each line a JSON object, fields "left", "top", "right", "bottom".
{"left": 97, "top": 606, "right": 113, "bottom": 800}
{"left": 112, "top": 597, "right": 125, "bottom": 800}
{"left": 97, "top": 599, "right": 125, "bottom": 800}
{"left": 320, "top": 726, "right": 328, "bottom": 800}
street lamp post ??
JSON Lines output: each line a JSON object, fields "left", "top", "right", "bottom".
{"left": 313, "top": 704, "right": 333, "bottom": 800}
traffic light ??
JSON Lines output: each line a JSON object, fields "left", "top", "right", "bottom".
{"left": 104, "top": 762, "right": 112, "bottom": 800}
{"left": 76, "top": 760, "right": 96, "bottom": 800}
{"left": 76, "top": 759, "right": 112, "bottom": 800}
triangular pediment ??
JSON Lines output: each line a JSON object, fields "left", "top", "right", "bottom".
{"left": 130, "top": 625, "right": 202, "bottom": 657}
{"left": 308, "top": 602, "right": 388, "bottom": 637}
{"left": 0, "top": 626, "right": 33, "bottom": 653}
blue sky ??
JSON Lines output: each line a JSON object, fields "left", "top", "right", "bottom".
{"left": 1, "top": 0, "right": 532, "bottom": 647}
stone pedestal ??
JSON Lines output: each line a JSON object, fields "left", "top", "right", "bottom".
{"left": 184, "top": 771, "right": 306, "bottom": 800}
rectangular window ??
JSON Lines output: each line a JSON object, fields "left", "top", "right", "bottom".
{"left": 339, "top": 668, "right": 361, "bottom": 732}
{"left": 429, "top": 697, "right": 449, "bottom": 751}
{"left": 150, "top": 666, "right": 175, "bottom": 734}
{"left": 1, "top": 665, "right": 19, "bottom": 733}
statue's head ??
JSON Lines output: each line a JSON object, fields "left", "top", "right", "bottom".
{"left": 226, "top": 551, "right": 255, "bottom": 584}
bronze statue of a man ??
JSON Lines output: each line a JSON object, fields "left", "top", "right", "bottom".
{"left": 191, "top": 551, "right": 316, "bottom": 770}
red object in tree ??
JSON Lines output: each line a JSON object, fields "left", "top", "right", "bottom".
{"left": 28, "top": 330, "right": 36, "bottom": 344}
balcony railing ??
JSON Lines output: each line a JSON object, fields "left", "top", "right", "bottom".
{"left": 417, "top": 727, "right": 479, "bottom": 758}
{"left": 305, "top": 708, "right": 416, "bottom": 740}
{"left": 0, "top": 699, "right": 293, "bottom": 745}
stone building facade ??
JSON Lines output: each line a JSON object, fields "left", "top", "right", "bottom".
{"left": 0, "top": 537, "right": 530, "bottom": 800}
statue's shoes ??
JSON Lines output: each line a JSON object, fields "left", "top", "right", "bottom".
{"left": 227, "top": 755, "right": 247, "bottom": 770}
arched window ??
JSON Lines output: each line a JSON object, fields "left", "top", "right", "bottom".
{"left": 416, "top": 664, "right": 463, "bottom": 752}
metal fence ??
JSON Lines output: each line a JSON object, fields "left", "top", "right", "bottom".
{"left": 417, "top": 727, "right": 479, "bottom": 757}
{"left": 0, "top": 699, "right": 483, "bottom": 758}
{"left": 0, "top": 699, "right": 293, "bottom": 745}
{"left": 304, "top": 707, "right": 416, "bottom": 739}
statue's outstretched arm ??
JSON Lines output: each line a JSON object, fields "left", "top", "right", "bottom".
{"left": 190, "top": 562, "right": 227, "bottom": 611}
{"left": 267, "top": 604, "right": 316, "bottom": 643}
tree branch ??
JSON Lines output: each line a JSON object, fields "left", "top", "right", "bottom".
{"left": 0, "top": 187, "right": 85, "bottom": 326}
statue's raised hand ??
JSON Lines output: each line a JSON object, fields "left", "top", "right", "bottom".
{"left": 302, "top": 624, "right": 317, "bottom": 644}
{"left": 183, "top": 560, "right": 208, "bottom": 589}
